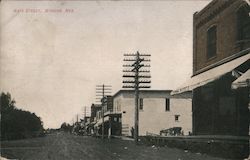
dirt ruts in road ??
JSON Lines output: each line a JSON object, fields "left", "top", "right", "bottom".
{"left": 1, "top": 132, "right": 226, "bottom": 160}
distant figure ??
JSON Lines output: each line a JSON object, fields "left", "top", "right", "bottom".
{"left": 131, "top": 127, "right": 134, "bottom": 138}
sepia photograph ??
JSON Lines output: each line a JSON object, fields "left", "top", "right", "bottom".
{"left": 0, "top": 0, "right": 249, "bottom": 159}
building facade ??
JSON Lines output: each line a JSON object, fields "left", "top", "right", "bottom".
{"left": 93, "top": 96, "right": 121, "bottom": 136}
{"left": 112, "top": 90, "right": 192, "bottom": 136}
{"left": 90, "top": 103, "right": 102, "bottom": 123}
{"left": 88, "top": 104, "right": 102, "bottom": 134}
{"left": 193, "top": 0, "right": 250, "bottom": 75}
{"left": 172, "top": 0, "right": 250, "bottom": 137}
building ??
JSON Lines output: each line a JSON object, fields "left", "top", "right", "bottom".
{"left": 103, "top": 96, "right": 113, "bottom": 112}
{"left": 112, "top": 90, "right": 192, "bottom": 136}
{"left": 93, "top": 96, "right": 122, "bottom": 136}
{"left": 172, "top": 0, "right": 249, "bottom": 137}
{"left": 90, "top": 103, "right": 102, "bottom": 123}
{"left": 88, "top": 104, "right": 102, "bottom": 135}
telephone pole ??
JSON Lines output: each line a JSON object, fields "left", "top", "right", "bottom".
{"left": 76, "top": 114, "right": 78, "bottom": 123}
{"left": 123, "top": 51, "right": 151, "bottom": 143}
{"left": 96, "top": 84, "right": 112, "bottom": 139}
{"left": 84, "top": 106, "right": 86, "bottom": 135}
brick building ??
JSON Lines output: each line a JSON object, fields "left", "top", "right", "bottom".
{"left": 193, "top": 0, "right": 250, "bottom": 75}
{"left": 172, "top": 0, "right": 249, "bottom": 158}
{"left": 173, "top": 0, "right": 249, "bottom": 135}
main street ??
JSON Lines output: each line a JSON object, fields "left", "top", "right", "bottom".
{"left": 1, "top": 132, "right": 227, "bottom": 160}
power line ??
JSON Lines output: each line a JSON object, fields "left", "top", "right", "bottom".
{"left": 122, "top": 51, "right": 151, "bottom": 144}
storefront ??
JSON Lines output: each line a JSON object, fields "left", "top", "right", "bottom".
{"left": 172, "top": 53, "right": 250, "bottom": 136}
{"left": 232, "top": 69, "right": 250, "bottom": 135}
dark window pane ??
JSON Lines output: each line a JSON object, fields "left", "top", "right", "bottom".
{"left": 175, "top": 115, "right": 180, "bottom": 122}
{"left": 165, "top": 98, "right": 170, "bottom": 111}
{"left": 207, "top": 26, "right": 217, "bottom": 59}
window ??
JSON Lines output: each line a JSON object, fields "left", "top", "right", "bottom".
{"left": 165, "top": 98, "right": 170, "bottom": 111}
{"left": 207, "top": 25, "right": 217, "bottom": 59}
{"left": 117, "top": 102, "right": 121, "bottom": 112}
{"left": 237, "top": 5, "right": 250, "bottom": 40}
{"left": 139, "top": 98, "right": 143, "bottom": 110}
{"left": 175, "top": 115, "right": 180, "bottom": 122}
{"left": 116, "top": 101, "right": 121, "bottom": 112}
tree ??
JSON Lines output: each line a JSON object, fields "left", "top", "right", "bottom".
{"left": 0, "top": 92, "right": 16, "bottom": 112}
{"left": 60, "top": 122, "right": 72, "bottom": 132}
{"left": 1, "top": 92, "right": 44, "bottom": 140}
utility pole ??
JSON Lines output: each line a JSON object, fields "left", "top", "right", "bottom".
{"left": 108, "top": 116, "right": 112, "bottom": 139}
{"left": 76, "top": 114, "right": 79, "bottom": 134}
{"left": 84, "top": 106, "right": 86, "bottom": 135}
{"left": 76, "top": 114, "right": 78, "bottom": 123}
{"left": 96, "top": 84, "right": 112, "bottom": 139}
{"left": 123, "top": 51, "right": 151, "bottom": 143}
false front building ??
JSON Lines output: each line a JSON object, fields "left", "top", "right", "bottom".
{"left": 93, "top": 96, "right": 122, "bottom": 136}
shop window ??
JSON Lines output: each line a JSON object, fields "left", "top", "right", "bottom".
{"left": 165, "top": 98, "right": 170, "bottom": 111}
{"left": 237, "top": 5, "right": 250, "bottom": 41}
{"left": 207, "top": 25, "right": 217, "bottom": 59}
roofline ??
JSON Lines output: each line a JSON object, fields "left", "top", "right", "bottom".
{"left": 195, "top": 0, "right": 248, "bottom": 18}
{"left": 194, "top": 0, "right": 217, "bottom": 18}
{"left": 112, "top": 89, "right": 172, "bottom": 98}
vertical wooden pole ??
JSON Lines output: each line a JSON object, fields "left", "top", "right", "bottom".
{"left": 102, "top": 84, "right": 104, "bottom": 139}
{"left": 134, "top": 52, "right": 139, "bottom": 143}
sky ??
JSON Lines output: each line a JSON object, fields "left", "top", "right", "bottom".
{"left": 0, "top": 0, "right": 211, "bottom": 129}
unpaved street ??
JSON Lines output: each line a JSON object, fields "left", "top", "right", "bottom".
{"left": 1, "top": 132, "right": 227, "bottom": 160}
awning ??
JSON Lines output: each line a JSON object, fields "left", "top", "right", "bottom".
{"left": 94, "top": 116, "right": 110, "bottom": 127}
{"left": 231, "top": 69, "right": 250, "bottom": 89}
{"left": 171, "top": 53, "right": 250, "bottom": 95}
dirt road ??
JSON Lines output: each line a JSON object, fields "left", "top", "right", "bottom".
{"left": 1, "top": 132, "right": 227, "bottom": 160}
